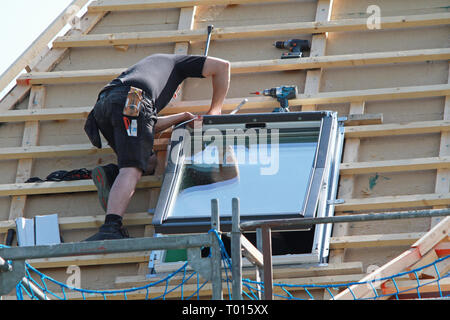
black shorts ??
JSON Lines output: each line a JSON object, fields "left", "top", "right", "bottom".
{"left": 91, "top": 85, "right": 158, "bottom": 172}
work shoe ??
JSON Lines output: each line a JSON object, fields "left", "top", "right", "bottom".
{"left": 91, "top": 164, "right": 119, "bottom": 212}
{"left": 84, "top": 221, "right": 130, "bottom": 241}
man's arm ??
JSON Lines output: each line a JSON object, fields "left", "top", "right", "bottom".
{"left": 154, "top": 112, "right": 197, "bottom": 133}
{"left": 202, "top": 57, "right": 230, "bottom": 115}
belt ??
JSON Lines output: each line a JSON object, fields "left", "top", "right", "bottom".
{"left": 98, "top": 85, "right": 152, "bottom": 102}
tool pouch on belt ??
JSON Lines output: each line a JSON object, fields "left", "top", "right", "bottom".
{"left": 123, "top": 86, "right": 144, "bottom": 117}
{"left": 84, "top": 110, "right": 102, "bottom": 148}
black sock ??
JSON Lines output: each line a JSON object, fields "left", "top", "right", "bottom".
{"left": 104, "top": 214, "right": 123, "bottom": 225}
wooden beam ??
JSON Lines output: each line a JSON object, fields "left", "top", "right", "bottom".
{"left": 52, "top": 13, "right": 450, "bottom": 48}
{"left": 17, "top": 68, "right": 123, "bottom": 85}
{"left": 412, "top": 216, "right": 450, "bottom": 256}
{"left": 18, "top": 48, "right": 450, "bottom": 85}
{"left": 381, "top": 277, "right": 450, "bottom": 297}
{"left": 30, "top": 251, "right": 151, "bottom": 269}
{"left": 432, "top": 62, "right": 450, "bottom": 228}
{"left": 330, "top": 232, "right": 425, "bottom": 249}
{"left": 119, "top": 261, "right": 363, "bottom": 287}
{"left": 162, "top": 84, "right": 450, "bottom": 114}
{"left": 345, "top": 119, "right": 450, "bottom": 138}
{"left": 7, "top": 86, "right": 46, "bottom": 230}
{"left": 0, "top": 144, "right": 112, "bottom": 160}
{"left": 241, "top": 234, "right": 264, "bottom": 268}
{"left": 333, "top": 248, "right": 422, "bottom": 300}
{"left": 2, "top": 85, "right": 449, "bottom": 121}
{"left": 340, "top": 156, "right": 450, "bottom": 175}
{"left": 0, "top": 175, "right": 161, "bottom": 197}
{"left": 335, "top": 193, "right": 450, "bottom": 212}
{"left": 232, "top": 48, "right": 450, "bottom": 74}
{"left": 0, "top": 0, "right": 89, "bottom": 94}
{"left": 0, "top": 107, "right": 92, "bottom": 122}
{"left": 302, "top": 0, "right": 333, "bottom": 112}
{"left": 88, "top": 0, "right": 295, "bottom": 12}
{"left": 331, "top": 101, "right": 364, "bottom": 264}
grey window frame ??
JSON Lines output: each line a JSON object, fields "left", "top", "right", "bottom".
{"left": 153, "top": 111, "right": 343, "bottom": 262}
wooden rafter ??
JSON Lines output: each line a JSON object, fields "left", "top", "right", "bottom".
{"left": 333, "top": 217, "right": 450, "bottom": 300}
{"left": 51, "top": 13, "right": 450, "bottom": 48}
{"left": 87, "top": 0, "right": 295, "bottom": 12}
{"left": 17, "top": 48, "right": 450, "bottom": 85}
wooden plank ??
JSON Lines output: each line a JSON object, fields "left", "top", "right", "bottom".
{"left": 16, "top": 68, "right": 124, "bottom": 85}
{"left": 88, "top": 0, "right": 295, "bottom": 12}
{"left": 0, "top": 175, "right": 161, "bottom": 197}
{"left": 333, "top": 248, "right": 422, "bottom": 299}
{"left": 18, "top": 48, "right": 450, "bottom": 85}
{"left": 163, "top": 83, "right": 450, "bottom": 114}
{"left": 0, "top": 0, "right": 89, "bottom": 94}
{"left": 330, "top": 232, "right": 425, "bottom": 249}
{"left": 340, "top": 156, "right": 450, "bottom": 175}
{"left": 241, "top": 234, "right": 263, "bottom": 268}
{"left": 0, "top": 139, "right": 169, "bottom": 160}
{"left": 30, "top": 251, "right": 150, "bottom": 269}
{"left": 302, "top": 0, "right": 333, "bottom": 112}
{"left": 412, "top": 216, "right": 450, "bottom": 256}
{"left": 117, "top": 261, "right": 363, "bottom": 288}
{"left": 330, "top": 101, "right": 364, "bottom": 264}
{"left": 8, "top": 86, "right": 46, "bottom": 227}
{"left": 232, "top": 48, "right": 450, "bottom": 74}
{"left": 381, "top": 277, "right": 450, "bottom": 297}
{"left": 432, "top": 62, "right": 450, "bottom": 228}
{"left": 53, "top": 273, "right": 366, "bottom": 300}
{"left": 52, "top": 13, "right": 450, "bottom": 48}
{"left": 345, "top": 120, "right": 450, "bottom": 138}
{"left": 334, "top": 217, "right": 450, "bottom": 299}
{"left": 0, "top": 107, "right": 92, "bottom": 123}
{"left": 0, "top": 144, "right": 113, "bottom": 160}
{"left": 335, "top": 193, "right": 450, "bottom": 212}
{"left": 2, "top": 85, "right": 449, "bottom": 120}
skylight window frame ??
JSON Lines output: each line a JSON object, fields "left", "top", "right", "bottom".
{"left": 153, "top": 111, "right": 343, "bottom": 249}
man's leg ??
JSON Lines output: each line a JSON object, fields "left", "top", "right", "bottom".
{"left": 106, "top": 167, "right": 142, "bottom": 217}
{"left": 85, "top": 167, "right": 142, "bottom": 241}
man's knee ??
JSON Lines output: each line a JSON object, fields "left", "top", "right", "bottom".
{"left": 118, "top": 167, "right": 143, "bottom": 183}
{"left": 144, "top": 153, "right": 157, "bottom": 176}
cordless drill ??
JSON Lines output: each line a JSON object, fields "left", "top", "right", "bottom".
{"left": 251, "top": 85, "right": 298, "bottom": 112}
{"left": 274, "top": 39, "right": 310, "bottom": 59}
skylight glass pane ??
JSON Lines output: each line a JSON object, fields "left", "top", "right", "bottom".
{"left": 167, "top": 128, "right": 319, "bottom": 218}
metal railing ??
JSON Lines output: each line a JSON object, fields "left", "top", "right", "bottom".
{"left": 2, "top": 201, "right": 449, "bottom": 300}
{"left": 229, "top": 200, "right": 450, "bottom": 300}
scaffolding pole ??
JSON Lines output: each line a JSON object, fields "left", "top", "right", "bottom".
{"left": 237, "top": 207, "right": 450, "bottom": 300}
{"left": 240, "top": 208, "right": 450, "bottom": 230}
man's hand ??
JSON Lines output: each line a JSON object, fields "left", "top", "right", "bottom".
{"left": 155, "top": 112, "right": 201, "bottom": 133}
{"left": 201, "top": 57, "right": 230, "bottom": 115}
{"left": 184, "top": 112, "right": 203, "bottom": 129}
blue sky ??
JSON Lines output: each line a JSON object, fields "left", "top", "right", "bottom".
{"left": 0, "top": 0, "right": 90, "bottom": 99}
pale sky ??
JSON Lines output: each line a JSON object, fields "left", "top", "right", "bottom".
{"left": 0, "top": 0, "right": 91, "bottom": 99}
